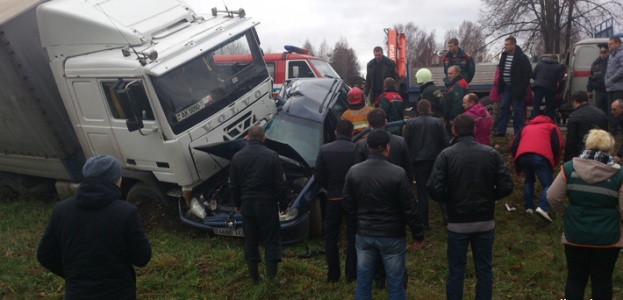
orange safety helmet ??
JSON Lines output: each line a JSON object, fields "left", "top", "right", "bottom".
{"left": 347, "top": 87, "right": 365, "bottom": 105}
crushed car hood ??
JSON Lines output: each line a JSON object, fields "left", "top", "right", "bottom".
{"left": 194, "top": 138, "right": 311, "bottom": 169}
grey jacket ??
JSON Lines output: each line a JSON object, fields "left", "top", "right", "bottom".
{"left": 605, "top": 45, "right": 623, "bottom": 92}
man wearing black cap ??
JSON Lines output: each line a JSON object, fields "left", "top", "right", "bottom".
{"left": 343, "top": 129, "right": 424, "bottom": 300}
{"left": 37, "top": 155, "right": 152, "bottom": 299}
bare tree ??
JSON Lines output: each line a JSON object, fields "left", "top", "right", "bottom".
{"left": 444, "top": 21, "right": 488, "bottom": 63}
{"left": 302, "top": 39, "right": 315, "bottom": 56}
{"left": 330, "top": 37, "right": 361, "bottom": 87}
{"left": 317, "top": 39, "right": 332, "bottom": 61}
{"left": 390, "top": 22, "right": 438, "bottom": 68}
{"left": 479, "top": 0, "right": 623, "bottom": 55}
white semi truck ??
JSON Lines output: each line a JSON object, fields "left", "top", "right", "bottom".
{"left": 0, "top": 0, "right": 275, "bottom": 217}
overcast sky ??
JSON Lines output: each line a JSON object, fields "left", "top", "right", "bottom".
{"left": 186, "top": 0, "right": 483, "bottom": 73}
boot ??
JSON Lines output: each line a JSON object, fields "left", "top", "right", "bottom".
{"left": 265, "top": 261, "right": 287, "bottom": 286}
{"left": 246, "top": 261, "right": 260, "bottom": 284}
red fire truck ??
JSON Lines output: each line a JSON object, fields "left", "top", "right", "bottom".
{"left": 216, "top": 45, "right": 340, "bottom": 97}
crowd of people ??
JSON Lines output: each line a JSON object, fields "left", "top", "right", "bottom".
{"left": 34, "top": 36, "right": 623, "bottom": 299}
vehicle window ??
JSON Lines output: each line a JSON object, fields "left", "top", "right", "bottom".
{"left": 329, "top": 83, "right": 350, "bottom": 118}
{"left": 309, "top": 59, "right": 340, "bottom": 78}
{"left": 150, "top": 29, "right": 269, "bottom": 134}
{"left": 102, "top": 81, "right": 155, "bottom": 121}
{"left": 266, "top": 62, "right": 275, "bottom": 80}
{"left": 323, "top": 111, "right": 338, "bottom": 144}
{"left": 574, "top": 45, "right": 598, "bottom": 70}
{"left": 288, "top": 61, "right": 315, "bottom": 79}
{"left": 264, "top": 113, "right": 321, "bottom": 166}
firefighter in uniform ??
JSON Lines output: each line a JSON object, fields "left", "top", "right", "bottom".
{"left": 229, "top": 125, "right": 288, "bottom": 284}
{"left": 342, "top": 87, "right": 374, "bottom": 142}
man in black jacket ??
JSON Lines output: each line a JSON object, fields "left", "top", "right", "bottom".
{"left": 354, "top": 108, "right": 411, "bottom": 179}
{"left": 230, "top": 125, "right": 288, "bottom": 284}
{"left": 314, "top": 120, "right": 357, "bottom": 283}
{"left": 403, "top": 100, "right": 450, "bottom": 229}
{"left": 37, "top": 155, "right": 152, "bottom": 300}
{"left": 531, "top": 55, "right": 564, "bottom": 120}
{"left": 343, "top": 129, "right": 424, "bottom": 300}
{"left": 364, "top": 46, "right": 399, "bottom": 105}
{"left": 587, "top": 49, "right": 609, "bottom": 115}
{"left": 563, "top": 91, "right": 608, "bottom": 162}
{"left": 494, "top": 36, "right": 533, "bottom": 136}
{"left": 427, "top": 115, "right": 513, "bottom": 300}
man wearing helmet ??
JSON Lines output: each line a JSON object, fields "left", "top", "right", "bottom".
{"left": 342, "top": 87, "right": 374, "bottom": 141}
{"left": 416, "top": 68, "right": 445, "bottom": 118}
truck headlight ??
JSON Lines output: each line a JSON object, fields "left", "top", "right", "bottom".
{"left": 279, "top": 207, "right": 298, "bottom": 222}
{"left": 188, "top": 197, "right": 206, "bottom": 219}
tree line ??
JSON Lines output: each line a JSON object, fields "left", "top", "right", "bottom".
{"left": 299, "top": 0, "right": 622, "bottom": 87}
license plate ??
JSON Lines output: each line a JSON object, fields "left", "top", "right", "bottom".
{"left": 213, "top": 228, "right": 244, "bottom": 237}
{"left": 176, "top": 100, "right": 206, "bottom": 122}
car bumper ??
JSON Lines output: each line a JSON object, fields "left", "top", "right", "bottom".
{"left": 178, "top": 200, "right": 310, "bottom": 244}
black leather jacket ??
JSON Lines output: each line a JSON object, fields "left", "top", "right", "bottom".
{"left": 403, "top": 113, "right": 450, "bottom": 162}
{"left": 343, "top": 154, "right": 424, "bottom": 240}
{"left": 229, "top": 141, "right": 288, "bottom": 210}
{"left": 427, "top": 135, "right": 513, "bottom": 224}
{"left": 314, "top": 136, "right": 357, "bottom": 199}
{"left": 563, "top": 103, "right": 608, "bottom": 162}
{"left": 355, "top": 131, "right": 412, "bottom": 181}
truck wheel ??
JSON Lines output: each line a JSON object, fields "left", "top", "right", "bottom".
{"left": 126, "top": 182, "right": 161, "bottom": 210}
{"left": 308, "top": 198, "right": 323, "bottom": 238}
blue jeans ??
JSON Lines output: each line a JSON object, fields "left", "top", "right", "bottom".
{"left": 447, "top": 229, "right": 495, "bottom": 300}
{"left": 531, "top": 86, "right": 555, "bottom": 120}
{"left": 497, "top": 85, "right": 524, "bottom": 135}
{"left": 519, "top": 154, "right": 553, "bottom": 211}
{"left": 355, "top": 235, "right": 406, "bottom": 300}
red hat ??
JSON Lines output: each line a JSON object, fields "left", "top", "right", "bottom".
{"left": 347, "top": 87, "right": 365, "bottom": 105}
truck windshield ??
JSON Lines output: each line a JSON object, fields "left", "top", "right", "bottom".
{"left": 151, "top": 30, "right": 269, "bottom": 134}
{"left": 309, "top": 59, "right": 340, "bottom": 78}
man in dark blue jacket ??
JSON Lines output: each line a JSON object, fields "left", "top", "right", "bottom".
{"left": 37, "top": 155, "right": 152, "bottom": 300}
{"left": 314, "top": 120, "right": 357, "bottom": 283}
{"left": 531, "top": 55, "right": 564, "bottom": 120}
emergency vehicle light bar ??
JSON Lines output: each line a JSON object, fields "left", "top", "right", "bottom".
{"left": 284, "top": 45, "right": 309, "bottom": 54}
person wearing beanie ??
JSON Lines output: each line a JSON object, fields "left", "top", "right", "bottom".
{"left": 343, "top": 129, "right": 424, "bottom": 300}
{"left": 37, "top": 155, "right": 152, "bottom": 299}
{"left": 342, "top": 87, "right": 374, "bottom": 141}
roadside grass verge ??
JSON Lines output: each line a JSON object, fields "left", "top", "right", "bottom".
{"left": 1, "top": 135, "right": 623, "bottom": 299}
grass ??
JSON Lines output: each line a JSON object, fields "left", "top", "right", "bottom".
{"left": 1, "top": 135, "right": 623, "bottom": 299}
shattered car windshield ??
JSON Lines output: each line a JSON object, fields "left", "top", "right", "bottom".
{"left": 264, "top": 113, "right": 321, "bottom": 167}
{"left": 150, "top": 30, "right": 269, "bottom": 134}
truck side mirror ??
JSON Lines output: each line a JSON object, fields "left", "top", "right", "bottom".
{"left": 113, "top": 79, "right": 144, "bottom": 132}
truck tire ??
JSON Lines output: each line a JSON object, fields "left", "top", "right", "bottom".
{"left": 308, "top": 198, "right": 323, "bottom": 238}
{"left": 126, "top": 182, "right": 162, "bottom": 210}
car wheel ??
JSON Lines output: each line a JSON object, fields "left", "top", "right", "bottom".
{"left": 308, "top": 198, "right": 323, "bottom": 238}
{"left": 126, "top": 182, "right": 163, "bottom": 208}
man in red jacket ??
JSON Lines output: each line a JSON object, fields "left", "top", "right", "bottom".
{"left": 510, "top": 115, "right": 563, "bottom": 222}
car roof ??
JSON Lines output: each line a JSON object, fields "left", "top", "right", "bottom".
{"left": 278, "top": 78, "right": 342, "bottom": 122}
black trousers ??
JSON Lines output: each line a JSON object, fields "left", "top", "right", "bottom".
{"left": 413, "top": 160, "right": 448, "bottom": 227}
{"left": 241, "top": 200, "right": 282, "bottom": 262}
{"left": 564, "top": 244, "right": 619, "bottom": 300}
{"left": 324, "top": 199, "right": 357, "bottom": 280}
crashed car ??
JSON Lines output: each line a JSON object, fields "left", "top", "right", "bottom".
{"left": 182, "top": 77, "right": 351, "bottom": 244}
